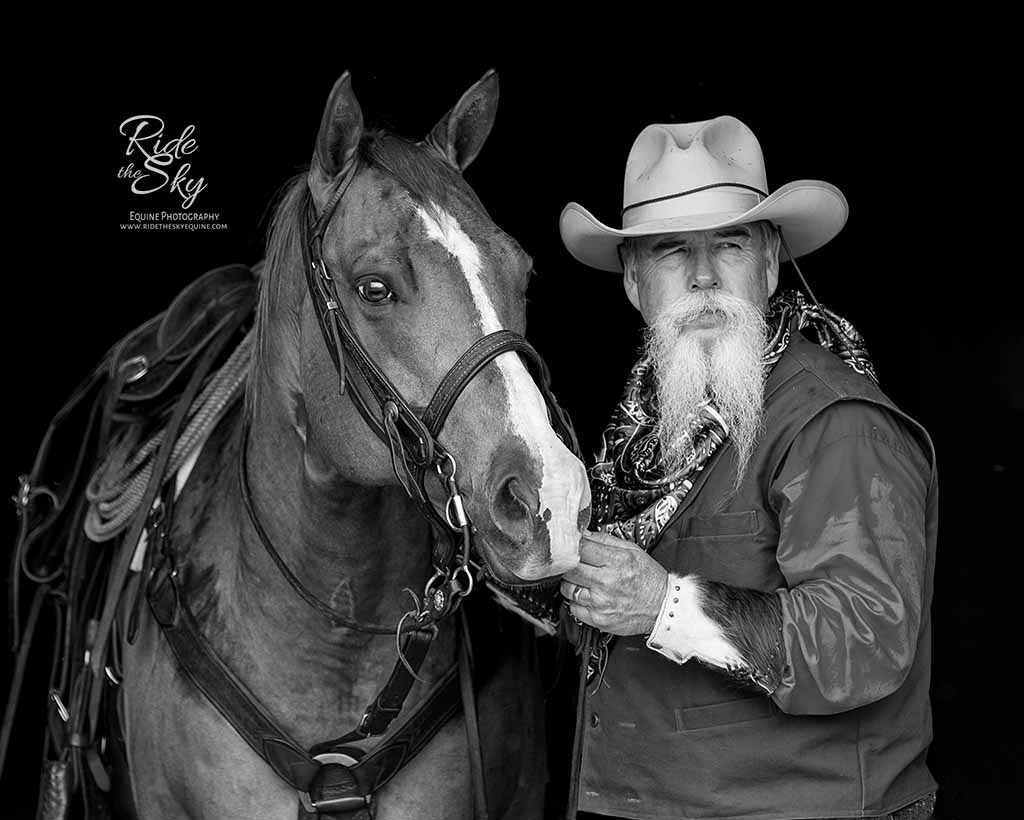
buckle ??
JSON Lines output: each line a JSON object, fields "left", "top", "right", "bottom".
{"left": 12, "top": 475, "right": 31, "bottom": 509}
{"left": 147, "top": 554, "right": 180, "bottom": 628}
{"left": 49, "top": 690, "right": 69, "bottom": 722}
{"left": 357, "top": 703, "right": 400, "bottom": 738}
{"left": 120, "top": 355, "right": 149, "bottom": 384}
{"left": 298, "top": 753, "right": 369, "bottom": 814}
{"left": 299, "top": 794, "right": 370, "bottom": 813}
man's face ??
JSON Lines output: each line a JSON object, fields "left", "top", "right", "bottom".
{"left": 624, "top": 222, "right": 779, "bottom": 487}
{"left": 622, "top": 224, "right": 778, "bottom": 325}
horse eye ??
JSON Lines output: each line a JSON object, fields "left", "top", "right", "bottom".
{"left": 356, "top": 279, "right": 394, "bottom": 304}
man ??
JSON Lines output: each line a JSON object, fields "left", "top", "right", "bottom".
{"left": 556, "top": 116, "right": 938, "bottom": 820}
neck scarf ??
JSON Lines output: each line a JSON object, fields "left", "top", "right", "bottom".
{"left": 589, "top": 289, "right": 876, "bottom": 550}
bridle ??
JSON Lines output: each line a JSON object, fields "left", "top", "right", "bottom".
{"left": 292, "top": 162, "right": 581, "bottom": 628}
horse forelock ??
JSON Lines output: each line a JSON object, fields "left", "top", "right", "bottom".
{"left": 359, "top": 131, "right": 474, "bottom": 215}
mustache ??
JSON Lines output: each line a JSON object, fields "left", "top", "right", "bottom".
{"left": 651, "top": 291, "right": 759, "bottom": 333}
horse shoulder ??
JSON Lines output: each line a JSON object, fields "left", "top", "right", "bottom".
{"left": 121, "top": 612, "right": 298, "bottom": 819}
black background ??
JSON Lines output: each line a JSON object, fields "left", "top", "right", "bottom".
{"left": 3, "top": 36, "right": 1020, "bottom": 819}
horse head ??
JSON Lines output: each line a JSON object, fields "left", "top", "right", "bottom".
{"left": 253, "top": 71, "right": 590, "bottom": 588}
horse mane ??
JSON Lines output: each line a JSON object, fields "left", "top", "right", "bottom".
{"left": 244, "top": 131, "right": 469, "bottom": 422}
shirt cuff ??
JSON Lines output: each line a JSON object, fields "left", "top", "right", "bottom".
{"left": 645, "top": 573, "right": 745, "bottom": 669}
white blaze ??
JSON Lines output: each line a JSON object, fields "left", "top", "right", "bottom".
{"left": 416, "top": 204, "right": 585, "bottom": 576}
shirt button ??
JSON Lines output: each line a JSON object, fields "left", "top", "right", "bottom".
{"left": 590, "top": 712, "right": 600, "bottom": 728}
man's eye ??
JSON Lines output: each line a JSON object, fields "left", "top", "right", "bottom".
{"left": 356, "top": 279, "right": 395, "bottom": 304}
{"left": 716, "top": 242, "right": 741, "bottom": 251}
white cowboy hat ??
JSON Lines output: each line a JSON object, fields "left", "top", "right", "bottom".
{"left": 560, "top": 116, "right": 849, "bottom": 272}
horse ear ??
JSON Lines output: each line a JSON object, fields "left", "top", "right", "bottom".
{"left": 308, "top": 71, "right": 364, "bottom": 215}
{"left": 424, "top": 69, "right": 499, "bottom": 172}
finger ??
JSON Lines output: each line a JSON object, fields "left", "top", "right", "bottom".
{"left": 581, "top": 529, "right": 645, "bottom": 560}
{"left": 584, "top": 530, "right": 643, "bottom": 551}
{"left": 564, "top": 582, "right": 592, "bottom": 606}
{"left": 564, "top": 562, "right": 605, "bottom": 588}
{"left": 584, "top": 529, "right": 639, "bottom": 548}
{"left": 579, "top": 537, "right": 615, "bottom": 566}
{"left": 560, "top": 580, "right": 585, "bottom": 601}
{"left": 565, "top": 601, "right": 597, "bottom": 628}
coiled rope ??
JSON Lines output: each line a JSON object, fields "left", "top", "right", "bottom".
{"left": 84, "top": 330, "right": 253, "bottom": 542}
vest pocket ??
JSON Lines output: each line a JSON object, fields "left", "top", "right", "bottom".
{"left": 674, "top": 694, "right": 776, "bottom": 731}
{"left": 679, "top": 509, "right": 760, "bottom": 539}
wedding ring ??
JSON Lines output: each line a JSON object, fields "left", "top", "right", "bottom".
{"left": 572, "top": 584, "right": 583, "bottom": 603}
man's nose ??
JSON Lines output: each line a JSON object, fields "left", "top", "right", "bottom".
{"left": 688, "top": 249, "right": 719, "bottom": 290}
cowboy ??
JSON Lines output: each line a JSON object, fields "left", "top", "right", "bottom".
{"left": 557, "top": 117, "right": 939, "bottom": 820}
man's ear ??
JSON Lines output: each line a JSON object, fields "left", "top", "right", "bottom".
{"left": 765, "top": 224, "right": 781, "bottom": 296}
{"left": 621, "top": 245, "right": 642, "bottom": 312}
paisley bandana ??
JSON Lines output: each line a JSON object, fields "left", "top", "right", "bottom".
{"left": 590, "top": 289, "right": 876, "bottom": 550}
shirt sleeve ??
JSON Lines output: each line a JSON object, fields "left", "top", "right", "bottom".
{"left": 768, "top": 400, "right": 932, "bottom": 715}
{"left": 645, "top": 573, "right": 746, "bottom": 670}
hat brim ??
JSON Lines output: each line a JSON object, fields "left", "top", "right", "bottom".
{"left": 559, "top": 181, "right": 848, "bottom": 273}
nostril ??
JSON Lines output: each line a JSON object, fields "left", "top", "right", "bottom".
{"left": 495, "top": 476, "right": 535, "bottom": 524}
{"left": 484, "top": 440, "right": 545, "bottom": 544}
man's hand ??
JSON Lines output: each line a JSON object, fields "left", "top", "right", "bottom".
{"left": 561, "top": 530, "right": 668, "bottom": 636}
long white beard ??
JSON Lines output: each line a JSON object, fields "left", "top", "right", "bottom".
{"left": 646, "top": 291, "right": 768, "bottom": 489}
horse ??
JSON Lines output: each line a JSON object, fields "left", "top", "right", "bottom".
{"left": 85, "top": 70, "right": 592, "bottom": 819}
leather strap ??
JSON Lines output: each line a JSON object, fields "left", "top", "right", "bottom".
{"left": 421, "top": 330, "right": 533, "bottom": 436}
{"left": 350, "top": 629, "right": 435, "bottom": 738}
{"left": 89, "top": 301, "right": 254, "bottom": 684}
{"left": 304, "top": 231, "right": 434, "bottom": 468}
{"left": 458, "top": 608, "right": 489, "bottom": 820}
{"left": 149, "top": 550, "right": 460, "bottom": 804}
{"left": 565, "top": 626, "right": 599, "bottom": 820}
{"left": 298, "top": 664, "right": 463, "bottom": 819}
{"left": 8, "top": 360, "right": 108, "bottom": 650}
{"left": 0, "top": 583, "right": 48, "bottom": 774}
{"left": 355, "top": 662, "right": 462, "bottom": 793}
{"left": 151, "top": 562, "right": 322, "bottom": 789}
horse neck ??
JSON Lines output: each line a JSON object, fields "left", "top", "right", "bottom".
{"left": 238, "top": 181, "right": 435, "bottom": 634}
{"left": 241, "top": 394, "right": 433, "bottom": 636}
{"left": 177, "top": 394, "right": 450, "bottom": 748}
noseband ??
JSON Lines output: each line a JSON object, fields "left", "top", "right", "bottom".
{"left": 298, "top": 164, "right": 581, "bottom": 624}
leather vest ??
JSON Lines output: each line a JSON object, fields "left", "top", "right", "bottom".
{"left": 578, "top": 333, "right": 939, "bottom": 819}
